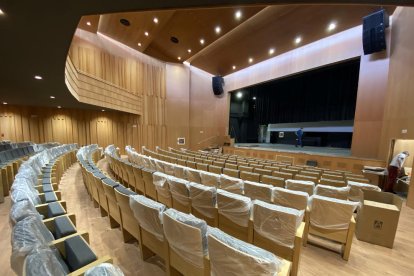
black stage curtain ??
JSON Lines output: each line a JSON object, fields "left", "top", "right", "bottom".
{"left": 229, "top": 58, "right": 360, "bottom": 143}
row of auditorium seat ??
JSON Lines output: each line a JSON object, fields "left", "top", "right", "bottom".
{"left": 102, "top": 146, "right": 362, "bottom": 274}
{"left": 9, "top": 144, "right": 118, "bottom": 275}
{"left": 81, "top": 145, "right": 294, "bottom": 275}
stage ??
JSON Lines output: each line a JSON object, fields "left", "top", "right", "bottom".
{"left": 234, "top": 143, "right": 351, "bottom": 157}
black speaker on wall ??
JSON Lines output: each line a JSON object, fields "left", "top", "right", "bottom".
{"left": 363, "top": 9, "right": 389, "bottom": 55}
{"left": 212, "top": 76, "right": 224, "bottom": 96}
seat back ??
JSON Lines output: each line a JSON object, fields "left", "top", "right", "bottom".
{"left": 153, "top": 172, "right": 172, "bottom": 208}
{"left": 189, "top": 182, "right": 217, "bottom": 225}
{"left": 315, "top": 184, "right": 350, "bottom": 200}
{"left": 142, "top": 168, "right": 156, "bottom": 200}
{"left": 261, "top": 175, "right": 285, "bottom": 188}
{"left": 173, "top": 165, "right": 187, "bottom": 180}
{"left": 285, "top": 179, "right": 315, "bottom": 196}
{"left": 223, "top": 168, "right": 240, "bottom": 178}
{"left": 240, "top": 171, "right": 260, "bottom": 182}
{"left": 185, "top": 168, "right": 201, "bottom": 183}
{"left": 243, "top": 181, "right": 273, "bottom": 203}
{"left": 219, "top": 174, "right": 243, "bottom": 194}
{"left": 208, "top": 165, "right": 223, "bottom": 174}
{"left": 132, "top": 166, "right": 145, "bottom": 194}
{"left": 347, "top": 181, "right": 381, "bottom": 201}
{"left": 272, "top": 187, "right": 309, "bottom": 211}
{"left": 319, "top": 178, "right": 347, "bottom": 187}
{"left": 168, "top": 177, "right": 191, "bottom": 213}
{"left": 200, "top": 171, "right": 220, "bottom": 188}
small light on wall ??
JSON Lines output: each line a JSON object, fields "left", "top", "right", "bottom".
{"left": 327, "top": 22, "right": 337, "bottom": 32}
{"left": 294, "top": 36, "right": 302, "bottom": 45}
{"left": 252, "top": 97, "right": 256, "bottom": 100}
{"left": 177, "top": 56, "right": 181, "bottom": 61}
{"left": 200, "top": 38, "right": 205, "bottom": 45}
{"left": 153, "top": 17, "right": 159, "bottom": 24}
{"left": 132, "top": 124, "right": 137, "bottom": 128}
{"left": 235, "top": 10, "right": 242, "bottom": 20}
{"left": 144, "top": 31, "right": 149, "bottom": 36}
{"left": 236, "top": 91, "right": 243, "bottom": 99}
{"left": 248, "top": 57, "right": 253, "bottom": 63}
{"left": 138, "top": 42, "right": 142, "bottom": 47}
{"left": 268, "top": 48, "right": 275, "bottom": 55}
{"left": 215, "top": 26, "right": 221, "bottom": 34}
{"left": 34, "top": 75, "right": 43, "bottom": 80}
{"left": 57, "top": 106, "right": 62, "bottom": 109}
{"left": 86, "top": 21, "right": 91, "bottom": 26}
{"left": 232, "top": 65, "right": 236, "bottom": 70}
{"left": 187, "top": 49, "right": 192, "bottom": 53}
{"left": 50, "top": 96, "right": 55, "bottom": 99}
{"left": 102, "top": 109, "right": 105, "bottom": 112}
{"left": 0, "top": 9, "right": 5, "bottom": 15}
{"left": 2, "top": 102, "right": 7, "bottom": 105}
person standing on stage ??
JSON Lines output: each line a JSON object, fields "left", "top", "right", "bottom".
{"left": 295, "top": 127, "right": 304, "bottom": 148}
{"left": 386, "top": 151, "right": 409, "bottom": 193}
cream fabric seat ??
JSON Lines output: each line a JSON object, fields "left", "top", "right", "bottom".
{"left": 315, "top": 184, "right": 350, "bottom": 200}
{"left": 272, "top": 187, "right": 309, "bottom": 211}
{"left": 152, "top": 172, "right": 172, "bottom": 207}
{"left": 216, "top": 189, "right": 251, "bottom": 241}
{"left": 185, "top": 167, "right": 202, "bottom": 183}
{"left": 163, "top": 209, "right": 210, "bottom": 276}
{"left": 243, "top": 181, "right": 273, "bottom": 203}
{"left": 219, "top": 174, "right": 244, "bottom": 195}
{"left": 285, "top": 179, "right": 315, "bottom": 196}
{"left": 189, "top": 182, "right": 218, "bottom": 226}
{"left": 208, "top": 227, "right": 290, "bottom": 276}
{"left": 173, "top": 164, "right": 188, "bottom": 180}
{"left": 347, "top": 181, "right": 381, "bottom": 201}
{"left": 168, "top": 176, "right": 191, "bottom": 213}
{"left": 200, "top": 171, "right": 220, "bottom": 188}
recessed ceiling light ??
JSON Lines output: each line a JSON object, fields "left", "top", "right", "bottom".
{"left": 252, "top": 97, "right": 257, "bottom": 100}
{"left": 144, "top": 31, "right": 149, "bottom": 36}
{"left": 248, "top": 58, "right": 253, "bottom": 63}
{"left": 327, "top": 22, "right": 337, "bottom": 32}
{"left": 57, "top": 106, "right": 62, "bottom": 109}
{"left": 269, "top": 48, "right": 275, "bottom": 55}
{"left": 187, "top": 49, "right": 192, "bottom": 53}
{"left": 50, "top": 96, "right": 55, "bottom": 99}
{"left": 177, "top": 57, "right": 181, "bottom": 61}
{"left": 138, "top": 42, "right": 142, "bottom": 47}
{"left": 235, "top": 10, "right": 242, "bottom": 20}
{"left": 153, "top": 17, "right": 159, "bottom": 24}
{"left": 232, "top": 65, "right": 236, "bottom": 70}
{"left": 86, "top": 21, "right": 91, "bottom": 26}
{"left": 295, "top": 36, "right": 302, "bottom": 45}
{"left": 2, "top": 102, "right": 7, "bottom": 105}
{"left": 102, "top": 109, "right": 105, "bottom": 112}
{"left": 236, "top": 92, "right": 243, "bottom": 99}
{"left": 0, "top": 9, "right": 4, "bottom": 15}
{"left": 200, "top": 38, "right": 205, "bottom": 45}
{"left": 215, "top": 26, "right": 221, "bottom": 34}
{"left": 120, "top": 18, "right": 130, "bottom": 26}
{"left": 34, "top": 75, "right": 43, "bottom": 80}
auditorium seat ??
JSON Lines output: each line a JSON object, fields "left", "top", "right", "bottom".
{"left": 185, "top": 167, "right": 202, "bottom": 183}
{"left": 272, "top": 171, "right": 293, "bottom": 180}
{"left": 315, "top": 184, "right": 350, "bottom": 200}
{"left": 196, "top": 163, "right": 209, "bottom": 172}
{"left": 251, "top": 200, "right": 305, "bottom": 276}
{"left": 132, "top": 165, "right": 145, "bottom": 195}
{"left": 286, "top": 179, "right": 315, "bottom": 196}
{"left": 240, "top": 171, "right": 260, "bottom": 182}
{"left": 101, "top": 178, "right": 122, "bottom": 228}
{"left": 163, "top": 209, "right": 210, "bottom": 276}
{"left": 304, "top": 195, "right": 358, "bottom": 260}
{"left": 187, "top": 161, "right": 197, "bottom": 169}
{"left": 152, "top": 172, "right": 173, "bottom": 208}
{"left": 189, "top": 182, "right": 218, "bottom": 227}
{"left": 243, "top": 181, "right": 273, "bottom": 203}
{"left": 294, "top": 174, "right": 319, "bottom": 183}
{"left": 113, "top": 187, "right": 140, "bottom": 242}
{"left": 222, "top": 168, "right": 240, "bottom": 178}
{"left": 272, "top": 187, "right": 309, "bottom": 212}
{"left": 321, "top": 173, "right": 344, "bottom": 181}
{"left": 264, "top": 165, "right": 280, "bottom": 172}
{"left": 319, "top": 178, "right": 347, "bottom": 187}
{"left": 254, "top": 168, "right": 272, "bottom": 176}
{"left": 200, "top": 171, "right": 220, "bottom": 187}
{"left": 217, "top": 189, "right": 252, "bottom": 241}
{"left": 142, "top": 168, "right": 157, "bottom": 200}
{"left": 219, "top": 174, "right": 244, "bottom": 194}
{"left": 261, "top": 175, "right": 285, "bottom": 188}
{"left": 168, "top": 177, "right": 191, "bottom": 213}
{"left": 129, "top": 195, "right": 167, "bottom": 261}
{"left": 347, "top": 181, "right": 381, "bottom": 201}
{"left": 208, "top": 227, "right": 291, "bottom": 276}
{"left": 208, "top": 165, "right": 223, "bottom": 174}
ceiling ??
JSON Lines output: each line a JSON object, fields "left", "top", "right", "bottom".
{"left": 0, "top": 1, "right": 406, "bottom": 111}
{"left": 78, "top": 5, "right": 396, "bottom": 76}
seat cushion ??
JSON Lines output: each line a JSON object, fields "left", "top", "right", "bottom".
{"left": 42, "top": 177, "right": 52, "bottom": 185}
{"left": 54, "top": 216, "right": 77, "bottom": 239}
{"left": 44, "top": 192, "right": 58, "bottom": 203}
{"left": 64, "top": 236, "right": 97, "bottom": 271}
{"left": 115, "top": 185, "right": 137, "bottom": 196}
{"left": 47, "top": 202, "right": 66, "bottom": 218}
{"left": 42, "top": 184, "right": 54, "bottom": 192}
{"left": 102, "top": 178, "right": 119, "bottom": 188}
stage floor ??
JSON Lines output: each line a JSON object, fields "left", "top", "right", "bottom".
{"left": 234, "top": 143, "right": 352, "bottom": 157}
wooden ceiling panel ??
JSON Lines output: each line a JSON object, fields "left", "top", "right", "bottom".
{"left": 77, "top": 15, "right": 100, "bottom": 33}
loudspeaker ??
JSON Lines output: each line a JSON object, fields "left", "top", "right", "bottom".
{"left": 363, "top": 9, "right": 389, "bottom": 55}
{"left": 212, "top": 76, "right": 224, "bottom": 96}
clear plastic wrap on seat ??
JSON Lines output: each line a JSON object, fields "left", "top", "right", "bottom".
{"left": 208, "top": 227, "right": 282, "bottom": 276}
{"left": 200, "top": 171, "right": 220, "bottom": 187}
{"left": 11, "top": 216, "right": 55, "bottom": 274}
{"left": 163, "top": 162, "right": 175, "bottom": 176}
{"left": 10, "top": 199, "right": 42, "bottom": 226}
{"left": 309, "top": 195, "right": 358, "bottom": 230}
{"left": 129, "top": 195, "right": 165, "bottom": 241}
{"left": 189, "top": 182, "right": 217, "bottom": 218}
{"left": 174, "top": 164, "right": 188, "bottom": 180}
{"left": 163, "top": 209, "right": 208, "bottom": 268}
{"left": 219, "top": 174, "right": 244, "bottom": 194}
{"left": 85, "top": 263, "right": 125, "bottom": 276}
{"left": 185, "top": 168, "right": 202, "bottom": 183}
{"left": 272, "top": 187, "right": 309, "bottom": 211}
{"left": 285, "top": 179, "right": 315, "bottom": 196}
{"left": 253, "top": 200, "right": 304, "bottom": 248}
{"left": 10, "top": 179, "right": 41, "bottom": 206}
{"left": 315, "top": 184, "right": 350, "bottom": 200}
{"left": 24, "top": 246, "right": 70, "bottom": 276}
{"left": 347, "top": 181, "right": 381, "bottom": 201}
{"left": 168, "top": 177, "right": 190, "bottom": 206}
{"left": 243, "top": 181, "right": 273, "bottom": 202}
{"left": 15, "top": 165, "right": 38, "bottom": 185}
{"left": 153, "top": 172, "right": 172, "bottom": 203}
{"left": 216, "top": 189, "right": 251, "bottom": 227}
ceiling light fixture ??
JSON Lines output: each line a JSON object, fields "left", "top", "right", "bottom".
{"left": 102, "top": 109, "right": 105, "bottom": 112}
{"left": 200, "top": 38, "right": 205, "bottom": 45}
{"left": 252, "top": 97, "right": 257, "bottom": 100}
{"left": 248, "top": 58, "right": 253, "bottom": 63}
{"left": 144, "top": 31, "right": 149, "bottom": 36}
{"left": 215, "top": 26, "right": 221, "bottom": 34}
{"left": 232, "top": 65, "right": 236, "bottom": 70}
{"left": 236, "top": 92, "right": 243, "bottom": 99}
{"left": 50, "top": 96, "right": 55, "bottom": 99}
{"left": 235, "top": 10, "right": 242, "bottom": 20}
{"left": 34, "top": 75, "right": 43, "bottom": 80}
{"left": 2, "top": 102, "right": 7, "bottom": 105}
{"left": 327, "top": 22, "right": 337, "bottom": 32}
{"left": 86, "top": 21, "right": 91, "bottom": 26}
{"left": 120, "top": 18, "right": 130, "bottom": 26}
{"left": 269, "top": 48, "right": 275, "bottom": 55}
{"left": 153, "top": 17, "right": 159, "bottom": 24}
{"left": 187, "top": 49, "right": 192, "bottom": 53}
{"left": 177, "top": 57, "right": 181, "bottom": 61}
{"left": 137, "top": 42, "right": 142, "bottom": 47}
{"left": 295, "top": 36, "right": 302, "bottom": 45}
{"left": 57, "top": 106, "right": 62, "bottom": 109}
{"left": 0, "top": 9, "right": 4, "bottom": 15}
